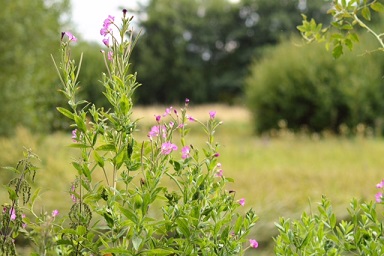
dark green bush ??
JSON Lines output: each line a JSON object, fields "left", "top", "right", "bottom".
{"left": 245, "top": 36, "right": 384, "bottom": 135}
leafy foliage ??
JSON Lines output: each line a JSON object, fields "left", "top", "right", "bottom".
{"left": 297, "top": 0, "right": 384, "bottom": 59}
{"left": 274, "top": 196, "right": 384, "bottom": 255}
{"left": 0, "top": 0, "right": 70, "bottom": 136}
{"left": 245, "top": 35, "right": 384, "bottom": 134}
{"left": 1, "top": 11, "right": 258, "bottom": 255}
{"left": 132, "top": 0, "right": 331, "bottom": 104}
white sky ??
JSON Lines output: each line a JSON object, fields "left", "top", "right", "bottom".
{"left": 70, "top": 0, "right": 240, "bottom": 43}
{"left": 70, "top": 0, "right": 143, "bottom": 43}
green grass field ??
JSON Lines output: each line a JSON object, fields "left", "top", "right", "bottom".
{"left": 1, "top": 105, "right": 384, "bottom": 255}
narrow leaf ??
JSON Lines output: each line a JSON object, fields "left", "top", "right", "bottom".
{"left": 56, "top": 107, "right": 74, "bottom": 120}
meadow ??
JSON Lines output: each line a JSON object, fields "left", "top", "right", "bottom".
{"left": 1, "top": 104, "right": 384, "bottom": 255}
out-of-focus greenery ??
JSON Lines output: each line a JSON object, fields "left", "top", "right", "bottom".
{"left": 0, "top": 0, "right": 332, "bottom": 135}
{"left": 245, "top": 34, "right": 384, "bottom": 134}
{"left": 131, "top": 0, "right": 331, "bottom": 104}
{"left": 1, "top": 108, "right": 383, "bottom": 255}
{"left": 0, "top": 0, "right": 70, "bottom": 136}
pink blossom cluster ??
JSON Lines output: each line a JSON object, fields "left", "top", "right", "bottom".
{"left": 100, "top": 15, "right": 115, "bottom": 60}
{"left": 376, "top": 179, "right": 384, "bottom": 203}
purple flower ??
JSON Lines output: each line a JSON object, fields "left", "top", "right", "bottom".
{"left": 161, "top": 142, "right": 178, "bottom": 155}
{"left": 148, "top": 125, "right": 166, "bottom": 140}
{"left": 22, "top": 214, "right": 26, "bottom": 228}
{"left": 209, "top": 111, "right": 216, "bottom": 119}
{"left": 249, "top": 239, "right": 259, "bottom": 248}
{"left": 185, "top": 98, "right": 190, "bottom": 104}
{"left": 377, "top": 179, "right": 384, "bottom": 188}
{"left": 70, "top": 183, "right": 77, "bottom": 203}
{"left": 186, "top": 115, "right": 195, "bottom": 122}
{"left": 108, "top": 51, "right": 113, "bottom": 61}
{"left": 376, "top": 192, "right": 383, "bottom": 203}
{"left": 181, "top": 146, "right": 191, "bottom": 159}
{"left": 163, "top": 107, "right": 173, "bottom": 117}
{"left": 216, "top": 169, "right": 223, "bottom": 177}
{"left": 103, "top": 15, "right": 115, "bottom": 28}
{"left": 63, "top": 31, "right": 77, "bottom": 42}
{"left": 238, "top": 198, "right": 245, "bottom": 206}
{"left": 155, "top": 115, "right": 161, "bottom": 123}
{"left": 9, "top": 207, "right": 16, "bottom": 221}
{"left": 52, "top": 209, "right": 59, "bottom": 218}
{"left": 100, "top": 27, "right": 110, "bottom": 36}
{"left": 213, "top": 152, "right": 220, "bottom": 158}
{"left": 71, "top": 129, "right": 77, "bottom": 142}
{"left": 102, "top": 37, "right": 110, "bottom": 47}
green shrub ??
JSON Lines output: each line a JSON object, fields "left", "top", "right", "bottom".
{"left": 274, "top": 196, "right": 384, "bottom": 255}
{"left": 245, "top": 36, "right": 384, "bottom": 134}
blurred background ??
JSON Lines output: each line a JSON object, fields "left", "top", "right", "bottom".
{"left": 2, "top": 0, "right": 384, "bottom": 254}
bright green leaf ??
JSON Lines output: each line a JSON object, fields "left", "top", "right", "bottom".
{"left": 371, "top": 2, "right": 384, "bottom": 13}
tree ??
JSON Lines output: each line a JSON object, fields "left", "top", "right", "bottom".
{"left": 131, "top": 0, "right": 331, "bottom": 104}
{"left": 0, "top": 0, "right": 70, "bottom": 136}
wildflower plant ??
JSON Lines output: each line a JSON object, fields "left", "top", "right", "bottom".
{"left": 0, "top": 10, "right": 258, "bottom": 255}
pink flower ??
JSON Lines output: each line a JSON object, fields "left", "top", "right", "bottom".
{"left": 100, "top": 27, "right": 110, "bottom": 36}
{"left": 209, "top": 111, "right": 216, "bottom": 119}
{"left": 148, "top": 125, "right": 166, "bottom": 140}
{"left": 52, "top": 209, "right": 59, "bottom": 218}
{"left": 102, "top": 37, "right": 110, "bottom": 47}
{"left": 186, "top": 115, "right": 195, "bottom": 122}
{"left": 249, "top": 239, "right": 259, "bottom": 248}
{"left": 71, "top": 129, "right": 77, "bottom": 142}
{"left": 238, "top": 198, "right": 245, "bottom": 206}
{"left": 213, "top": 152, "right": 220, "bottom": 158}
{"left": 22, "top": 214, "right": 27, "bottom": 228}
{"left": 376, "top": 179, "right": 384, "bottom": 188}
{"left": 163, "top": 107, "right": 173, "bottom": 117}
{"left": 63, "top": 31, "right": 77, "bottom": 42}
{"left": 70, "top": 183, "right": 77, "bottom": 203}
{"left": 216, "top": 169, "right": 223, "bottom": 177}
{"left": 155, "top": 115, "right": 161, "bottom": 123}
{"left": 108, "top": 51, "right": 113, "bottom": 61}
{"left": 9, "top": 207, "right": 16, "bottom": 221}
{"left": 185, "top": 98, "right": 190, "bottom": 104}
{"left": 161, "top": 142, "right": 178, "bottom": 155}
{"left": 181, "top": 146, "right": 191, "bottom": 159}
{"left": 376, "top": 192, "right": 383, "bottom": 203}
{"left": 103, "top": 15, "right": 115, "bottom": 28}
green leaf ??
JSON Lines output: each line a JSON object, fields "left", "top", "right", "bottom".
{"left": 361, "top": 6, "right": 371, "bottom": 20}
{"left": 56, "top": 107, "right": 74, "bottom": 120}
{"left": 119, "top": 94, "right": 130, "bottom": 115}
{"left": 332, "top": 44, "right": 343, "bottom": 59}
{"left": 132, "top": 235, "right": 142, "bottom": 250}
{"left": 114, "top": 148, "right": 126, "bottom": 169}
{"left": 93, "top": 151, "right": 104, "bottom": 168}
{"left": 371, "top": 2, "right": 384, "bottom": 13}
{"left": 31, "top": 187, "right": 41, "bottom": 205}
{"left": 103, "top": 211, "right": 114, "bottom": 228}
{"left": 141, "top": 248, "right": 178, "bottom": 255}
{"left": 2, "top": 166, "right": 19, "bottom": 174}
{"left": 76, "top": 225, "right": 87, "bottom": 236}
{"left": 68, "top": 143, "right": 90, "bottom": 149}
{"left": 176, "top": 218, "right": 191, "bottom": 237}
{"left": 7, "top": 187, "right": 17, "bottom": 201}
{"left": 119, "top": 205, "right": 139, "bottom": 223}
{"left": 96, "top": 144, "right": 116, "bottom": 151}
{"left": 102, "top": 248, "right": 131, "bottom": 254}
{"left": 74, "top": 114, "right": 87, "bottom": 132}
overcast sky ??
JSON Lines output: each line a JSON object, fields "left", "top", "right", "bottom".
{"left": 70, "top": 0, "right": 143, "bottom": 43}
